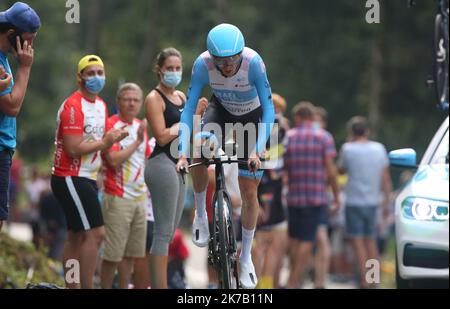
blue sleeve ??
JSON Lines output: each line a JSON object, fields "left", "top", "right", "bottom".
{"left": 179, "top": 56, "right": 209, "bottom": 157}
{"left": 249, "top": 55, "right": 275, "bottom": 155}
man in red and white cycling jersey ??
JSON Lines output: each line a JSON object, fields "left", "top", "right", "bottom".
{"left": 51, "top": 55, "right": 128, "bottom": 289}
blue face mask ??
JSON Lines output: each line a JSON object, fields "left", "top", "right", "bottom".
{"left": 84, "top": 76, "right": 106, "bottom": 94}
{"left": 162, "top": 71, "right": 182, "bottom": 88}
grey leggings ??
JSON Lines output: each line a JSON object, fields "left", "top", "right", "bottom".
{"left": 145, "top": 153, "right": 186, "bottom": 256}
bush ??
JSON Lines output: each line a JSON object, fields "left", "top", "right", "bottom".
{"left": 0, "top": 233, "right": 64, "bottom": 288}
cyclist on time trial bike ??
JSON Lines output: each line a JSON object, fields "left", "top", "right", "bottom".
{"left": 176, "top": 23, "right": 275, "bottom": 289}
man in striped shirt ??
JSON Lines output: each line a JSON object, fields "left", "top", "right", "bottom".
{"left": 283, "top": 101, "right": 340, "bottom": 288}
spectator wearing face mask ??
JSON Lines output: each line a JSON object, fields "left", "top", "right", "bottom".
{"left": 144, "top": 47, "right": 187, "bottom": 289}
{"left": 50, "top": 55, "right": 128, "bottom": 289}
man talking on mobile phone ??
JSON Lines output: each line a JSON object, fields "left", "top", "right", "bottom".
{"left": 0, "top": 2, "right": 41, "bottom": 231}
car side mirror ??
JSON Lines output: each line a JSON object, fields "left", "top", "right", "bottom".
{"left": 389, "top": 148, "right": 417, "bottom": 169}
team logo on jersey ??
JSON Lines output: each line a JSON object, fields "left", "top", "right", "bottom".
{"left": 70, "top": 158, "right": 80, "bottom": 171}
{"left": 84, "top": 124, "right": 105, "bottom": 135}
{"left": 70, "top": 107, "right": 75, "bottom": 125}
{"left": 54, "top": 142, "right": 63, "bottom": 168}
{"left": 216, "top": 91, "right": 241, "bottom": 102}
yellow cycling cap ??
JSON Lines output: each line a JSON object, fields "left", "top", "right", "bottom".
{"left": 78, "top": 55, "right": 104, "bottom": 73}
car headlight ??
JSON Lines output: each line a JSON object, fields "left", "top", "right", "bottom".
{"left": 402, "top": 197, "right": 449, "bottom": 221}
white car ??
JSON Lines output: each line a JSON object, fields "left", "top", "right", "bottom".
{"left": 389, "top": 116, "right": 449, "bottom": 288}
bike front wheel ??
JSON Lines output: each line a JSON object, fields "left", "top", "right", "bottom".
{"left": 216, "top": 190, "right": 233, "bottom": 289}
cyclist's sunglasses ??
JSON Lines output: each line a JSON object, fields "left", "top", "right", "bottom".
{"left": 213, "top": 53, "right": 243, "bottom": 68}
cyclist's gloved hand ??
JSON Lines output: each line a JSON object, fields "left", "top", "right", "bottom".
{"left": 248, "top": 154, "right": 261, "bottom": 173}
{"left": 195, "top": 97, "right": 209, "bottom": 115}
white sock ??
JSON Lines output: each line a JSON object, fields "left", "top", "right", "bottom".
{"left": 194, "top": 190, "right": 207, "bottom": 219}
{"left": 240, "top": 227, "right": 255, "bottom": 263}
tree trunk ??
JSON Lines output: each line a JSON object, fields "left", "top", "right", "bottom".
{"left": 85, "top": 0, "right": 104, "bottom": 53}
{"left": 215, "top": 0, "right": 228, "bottom": 21}
{"left": 137, "top": 0, "right": 158, "bottom": 83}
{"left": 368, "top": 38, "right": 383, "bottom": 139}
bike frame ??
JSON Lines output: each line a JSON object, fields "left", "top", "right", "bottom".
{"left": 181, "top": 131, "right": 262, "bottom": 288}
{"left": 186, "top": 156, "right": 252, "bottom": 289}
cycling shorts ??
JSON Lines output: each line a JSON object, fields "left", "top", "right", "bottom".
{"left": 201, "top": 96, "right": 264, "bottom": 178}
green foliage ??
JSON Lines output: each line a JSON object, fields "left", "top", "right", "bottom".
{"left": 0, "top": 233, "right": 64, "bottom": 288}
{"left": 0, "top": 0, "right": 444, "bottom": 164}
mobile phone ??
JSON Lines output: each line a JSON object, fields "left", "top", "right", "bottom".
{"left": 8, "top": 32, "right": 25, "bottom": 51}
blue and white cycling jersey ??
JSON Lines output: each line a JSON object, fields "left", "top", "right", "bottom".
{"left": 179, "top": 47, "right": 275, "bottom": 157}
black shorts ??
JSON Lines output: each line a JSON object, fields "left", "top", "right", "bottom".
{"left": 0, "top": 149, "right": 13, "bottom": 221}
{"left": 51, "top": 175, "right": 103, "bottom": 232}
{"left": 201, "top": 96, "right": 264, "bottom": 178}
{"left": 318, "top": 205, "right": 329, "bottom": 226}
{"left": 257, "top": 172, "right": 286, "bottom": 230}
{"left": 288, "top": 206, "right": 326, "bottom": 242}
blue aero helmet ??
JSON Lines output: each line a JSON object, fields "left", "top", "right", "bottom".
{"left": 207, "top": 23, "right": 245, "bottom": 58}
